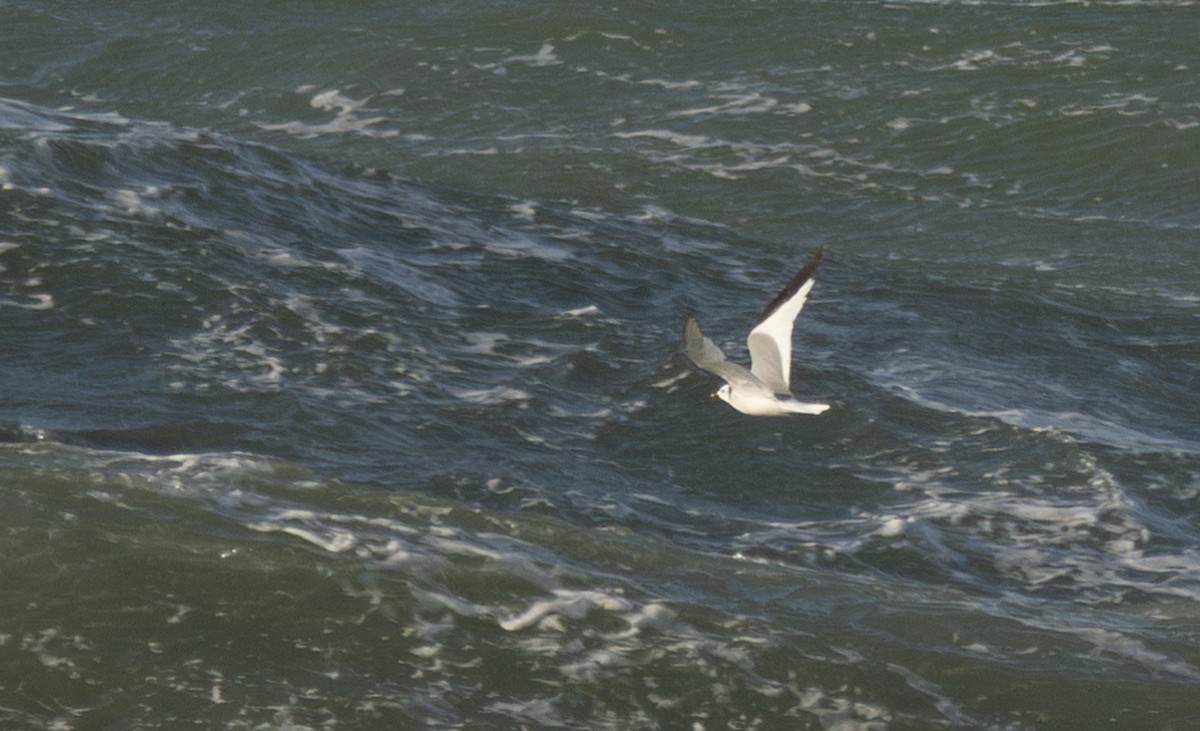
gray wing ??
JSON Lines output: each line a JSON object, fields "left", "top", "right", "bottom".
{"left": 684, "top": 316, "right": 757, "bottom": 386}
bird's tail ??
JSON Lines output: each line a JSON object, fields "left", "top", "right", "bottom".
{"left": 780, "top": 400, "right": 830, "bottom": 415}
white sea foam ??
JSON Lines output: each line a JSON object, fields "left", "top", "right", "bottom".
{"left": 671, "top": 93, "right": 779, "bottom": 117}
{"left": 628, "top": 75, "right": 702, "bottom": 90}
{"left": 614, "top": 128, "right": 716, "bottom": 149}
{"left": 257, "top": 88, "right": 398, "bottom": 139}
{"left": 477, "top": 42, "right": 561, "bottom": 70}
{"left": 167, "top": 316, "right": 288, "bottom": 391}
{"left": 451, "top": 386, "right": 532, "bottom": 405}
{"left": 309, "top": 89, "right": 359, "bottom": 113}
{"left": 461, "top": 331, "right": 509, "bottom": 354}
{"left": 509, "top": 42, "right": 561, "bottom": 67}
{"left": 499, "top": 589, "right": 634, "bottom": 631}
{"left": 508, "top": 200, "right": 537, "bottom": 220}
{"left": 557, "top": 304, "right": 601, "bottom": 318}
{"left": 780, "top": 102, "right": 813, "bottom": 115}
{"left": 108, "top": 187, "right": 162, "bottom": 217}
{"left": 0, "top": 292, "right": 54, "bottom": 310}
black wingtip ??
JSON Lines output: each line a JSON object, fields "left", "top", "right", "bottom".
{"left": 753, "top": 245, "right": 825, "bottom": 325}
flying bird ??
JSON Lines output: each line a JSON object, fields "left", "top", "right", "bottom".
{"left": 684, "top": 246, "right": 830, "bottom": 416}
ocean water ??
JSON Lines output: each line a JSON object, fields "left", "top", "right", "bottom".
{"left": 2, "top": 1, "right": 1199, "bottom": 729}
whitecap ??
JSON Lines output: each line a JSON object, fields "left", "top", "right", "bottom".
{"left": 451, "top": 386, "right": 532, "bottom": 405}
{"left": 109, "top": 187, "right": 162, "bottom": 217}
{"left": 557, "top": 305, "right": 601, "bottom": 318}
{"left": 508, "top": 201, "right": 537, "bottom": 220}
{"left": 671, "top": 93, "right": 778, "bottom": 117}
{"left": 634, "top": 77, "right": 702, "bottom": 90}
{"left": 613, "top": 128, "right": 715, "bottom": 149}
{"left": 1, "top": 292, "right": 54, "bottom": 310}
{"left": 499, "top": 589, "right": 634, "bottom": 631}
{"left": 309, "top": 89, "right": 361, "bottom": 114}
{"left": 514, "top": 42, "right": 561, "bottom": 67}
{"left": 780, "top": 102, "right": 813, "bottom": 115}
{"left": 481, "top": 42, "right": 561, "bottom": 69}
{"left": 256, "top": 88, "right": 398, "bottom": 139}
{"left": 461, "top": 331, "right": 509, "bottom": 354}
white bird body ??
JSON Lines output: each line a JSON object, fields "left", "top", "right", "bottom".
{"left": 684, "top": 247, "right": 830, "bottom": 416}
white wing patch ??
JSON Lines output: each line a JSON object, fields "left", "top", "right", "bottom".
{"left": 746, "top": 258, "right": 818, "bottom": 393}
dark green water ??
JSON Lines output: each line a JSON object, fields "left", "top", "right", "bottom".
{"left": 2, "top": 1, "right": 1199, "bottom": 729}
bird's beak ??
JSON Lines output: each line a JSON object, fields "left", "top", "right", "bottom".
{"left": 709, "top": 391, "right": 718, "bottom": 399}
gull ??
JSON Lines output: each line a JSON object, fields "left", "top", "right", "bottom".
{"left": 684, "top": 246, "right": 830, "bottom": 416}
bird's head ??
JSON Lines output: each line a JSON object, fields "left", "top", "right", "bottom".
{"left": 712, "top": 384, "right": 733, "bottom": 403}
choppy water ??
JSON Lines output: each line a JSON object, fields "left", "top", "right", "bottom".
{"left": 3, "top": 1, "right": 1200, "bottom": 729}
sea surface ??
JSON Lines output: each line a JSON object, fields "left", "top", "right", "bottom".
{"left": 2, "top": 1, "right": 1199, "bottom": 729}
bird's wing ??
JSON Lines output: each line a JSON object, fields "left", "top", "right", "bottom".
{"left": 684, "top": 315, "right": 757, "bottom": 386}
{"left": 746, "top": 246, "right": 823, "bottom": 393}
